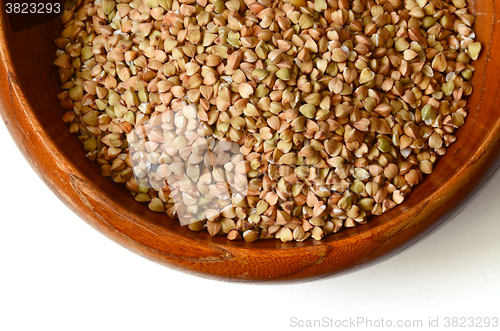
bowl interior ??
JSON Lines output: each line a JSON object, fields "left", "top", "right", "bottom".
{"left": 0, "top": 0, "right": 496, "bottom": 253}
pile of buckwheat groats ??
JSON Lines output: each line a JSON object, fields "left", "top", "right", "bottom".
{"left": 54, "top": 0, "right": 481, "bottom": 242}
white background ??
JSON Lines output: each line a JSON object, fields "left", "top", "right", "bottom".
{"left": 1, "top": 118, "right": 499, "bottom": 331}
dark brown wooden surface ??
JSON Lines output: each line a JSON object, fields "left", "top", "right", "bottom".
{"left": 0, "top": 1, "right": 499, "bottom": 282}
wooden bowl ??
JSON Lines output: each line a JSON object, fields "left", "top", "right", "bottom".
{"left": 1, "top": 1, "right": 499, "bottom": 283}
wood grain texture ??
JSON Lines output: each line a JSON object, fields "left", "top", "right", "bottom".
{"left": 0, "top": 0, "right": 499, "bottom": 283}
